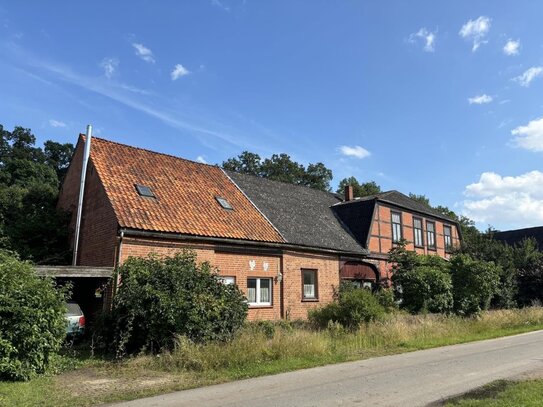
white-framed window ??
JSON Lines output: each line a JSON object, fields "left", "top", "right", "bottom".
{"left": 247, "top": 278, "right": 272, "bottom": 306}
{"left": 427, "top": 221, "right": 436, "bottom": 249}
{"left": 391, "top": 211, "right": 402, "bottom": 242}
{"left": 302, "top": 269, "right": 318, "bottom": 300}
{"left": 413, "top": 217, "right": 424, "bottom": 247}
{"left": 219, "top": 276, "right": 236, "bottom": 285}
{"left": 444, "top": 225, "right": 453, "bottom": 251}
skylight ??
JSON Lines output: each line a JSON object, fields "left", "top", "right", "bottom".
{"left": 135, "top": 184, "right": 155, "bottom": 198}
{"left": 215, "top": 196, "right": 233, "bottom": 210}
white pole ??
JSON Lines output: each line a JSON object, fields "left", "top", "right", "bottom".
{"left": 72, "top": 125, "right": 92, "bottom": 266}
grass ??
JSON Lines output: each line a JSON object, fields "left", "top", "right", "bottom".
{"left": 2, "top": 307, "right": 543, "bottom": 407}
{"left": 444, "top": 379, "right": 543, "bottom": 406}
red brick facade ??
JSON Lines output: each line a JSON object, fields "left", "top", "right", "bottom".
{"left": 367, "top": 203, "right": 461, "bottom": 282}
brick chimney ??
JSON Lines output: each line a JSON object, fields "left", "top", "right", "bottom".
{"left": 344, "top": 185, "right": 354, "bottom": 202}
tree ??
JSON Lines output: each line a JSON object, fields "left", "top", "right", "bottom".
{"left": 101, "top": 252, "right": 248, "bottom": 356}
{"left": 0, "top": 251, "right": 68, "bottom": 381}
{"left": 336, "top": 177, "right": 381, "bottom": 197}
{"left": 222, "top": 151, "right": 333, "bottom": 191}
{"left": 408, "top": 193, "right": 431, "bottom": 207}
{"left": 0, "top": 124, "right": 73, "bottom": 263}
{"left": 221, "top": 151, "right": 262, "bottom": 176}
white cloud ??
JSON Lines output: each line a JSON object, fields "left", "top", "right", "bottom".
{"left": 196, "top": 155, "right": 207, "bottom": 164}
{"left": 338, "top": 145, "right": 371, "bottom": 159}
{"left": 408, "top": 28, "right": 436, "bottom": 52}
{"left": 468, "top": 94, "right": 493, "bottom": 105}
{"left": 503, "top": 39, "right": 520, "bottom": 56}
{"left": 171, "top": 64, "right": 190, "bottom": 80}
{"left": 511, "top": 117, "right": 543, "bottom": 152}
{"left": 211, "top": 0, "right": 230, "bottom": 11}
{"left": 49, "top": 119, "right": 66, "bottom": 128}
{"left": 132, "top": 43, "right": 155, "bottom": 63}
{"left": 459, "top": 16, "right": 491, "bottom": 52}
{"left": 462, "top": 171, "right": 543, "bottom": 228}
{"left": 513, "top": 67, "right": 543, "bottom": 87}
{"left": 100, "top": 57, "right": 118, "bottom": 78}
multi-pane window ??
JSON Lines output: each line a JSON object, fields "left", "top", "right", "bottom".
{"left": 426, "top": 221, "right": 436, "bottom": 249}
{"left": 391, "top": 212, "right": 402, "bottom": 243}
{"left": 444, "top": 225, "right": 453, "bottom": 251}
{"left": 413, "top": 217, "right": 424, "bottom": 247}
{"left": 247, "top": 278, "right": 272, "bottom": 306}
{"left": 302, "top": 269, "right": 318, "bottom": 300}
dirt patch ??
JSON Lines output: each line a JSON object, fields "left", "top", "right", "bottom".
{"left": 55, "top": 367, "right": 176, "bottom": 400}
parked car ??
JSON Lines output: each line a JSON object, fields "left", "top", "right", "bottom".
{"left": 65, "top": 302, "right": 85, "bottom": 337}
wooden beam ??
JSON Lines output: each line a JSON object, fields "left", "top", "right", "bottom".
{"left": 35, "top": 266, "right": 114, "bottom": 278}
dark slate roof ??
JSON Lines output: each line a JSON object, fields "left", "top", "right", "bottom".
{"left": 334, "top": 190, "right": 456, "bottom": 222}
{"left": 494, "top": 226, "right": 543, "bottom": 249}
{"left": 225, "top": 170, "right": 367, "bottom": 255}
{"left": 331, "top": 199, "right": 375, "bottom": 248}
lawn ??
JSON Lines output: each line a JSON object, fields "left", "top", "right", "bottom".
{"left": 2, "top": 307, "right": 543, "bottom": 407}
{"left": 445, "top": 378, "right": 543, "bottom": 406}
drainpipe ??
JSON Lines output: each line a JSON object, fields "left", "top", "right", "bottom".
{"left": 72, "top": 125, "right": 93, "bottom": 266}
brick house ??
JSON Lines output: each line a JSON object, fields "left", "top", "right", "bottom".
{"left": 58, "top": 134, "right": 460, "bottom": 320}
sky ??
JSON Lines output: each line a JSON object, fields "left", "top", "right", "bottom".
{"left": 1, "top": 1, "right": 543, "bottom": 231}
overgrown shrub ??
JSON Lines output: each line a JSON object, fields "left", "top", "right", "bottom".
{"left": 373, "top": 288, "right": 397, "bottom": 313}
{"left": 101, "top": 251, "right": 248, "bottom": 357}
{"left": 0, "top": 251, "right": 68, "bottom": 381}
{"left": 390, "top": 243, "right": 453, "bottom": 314}
{"left": 450, "top": 254, "right": 501, "bottom": 316}
{"left": 309, "top": 286, "right": 385, "bottom": 330}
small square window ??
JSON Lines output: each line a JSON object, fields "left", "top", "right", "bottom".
{"left": 135, "top": 184, "right": 155, "bottom": 198}
{"left": 215, "top": 196, "right": 233, "bottom": 210}
{"left": 247, "top": 278, "right": 272, "bottom": 306}
{"left": 219, "top": 276, "right": 236, "bottom": 285}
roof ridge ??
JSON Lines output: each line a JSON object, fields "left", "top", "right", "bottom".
{"left": 81, "top": 134, "right": 219, "bottom": 169}
{"left": 224, "top": 169, "right": 340, "bottom": 199}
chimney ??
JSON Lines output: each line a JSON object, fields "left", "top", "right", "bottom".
{"left": 344, "top": 185, "right": 354, "bottom": 202}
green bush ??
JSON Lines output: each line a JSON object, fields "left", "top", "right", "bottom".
{"left": 0, "top": 251, "right": 67, "bottom": 381}
{"left": 450, "top": 254, "right": 501, "bottom": 316}
{"left": 102, "top": 251, "right": 248, "bottom": 356}
{"left": 309, "top": 287, "right": 385, "bottom": 330}
{"left": 373, "top": 288, "right": 398, "bottom": 313}
{"left": 390, "top": 243, "right": 453, "bottom": 314}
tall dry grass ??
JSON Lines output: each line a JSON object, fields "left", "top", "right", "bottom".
{"left": 135, "top": 307, "right": 543, "bottom": 375}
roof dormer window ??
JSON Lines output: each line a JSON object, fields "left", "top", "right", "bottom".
{"left": 215, "top": 196, "right": 233, "bottom": 210}
{"left": 135, "top": 184, "right": 155, "bottom": 198}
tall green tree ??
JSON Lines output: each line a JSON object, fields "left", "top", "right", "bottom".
{"left": 0, "top": 125, "right": 73, "bottom": 263}
{"left": 222, "top": 151, "right": 333, "bottom": 191}
{"left": 336, "top": 177, "right": 381, "bottom": 197}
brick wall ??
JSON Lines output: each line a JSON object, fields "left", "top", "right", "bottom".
{"left": 57, "top": 139, "right": 119, "bottom": 267}
{"left": 368, "top": 203, "right": 461, "bottom": 260}
{"left": 282, "top": 251, "right": 339, "bottom": 320}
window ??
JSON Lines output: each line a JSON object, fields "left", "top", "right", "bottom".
{"left": 413, "top": 217, "right": 424, "bottom": 247}
{"left": 391, "top": 212, "right": 402, "bottom": 242}
{"left": 444, "top": 226, "right": 453, "bottom": 251}
{"left": 247, "top": 278, "right": 272, "bottom": 306}
{"left": 426, "top": 221, "right": 436, "bottom": 249}
{"left": 302, "top": 269, "right": 318, "bottom": 300}
{"left": 135, "top": 184, "right": 155, "bottom": 198}
{"left": 215, "top": 196, "right": 233, "bottom": 210}
{"left": 219, "top": 276, "right": 236, "bottom": 285}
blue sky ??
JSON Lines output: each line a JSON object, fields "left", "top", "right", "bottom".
{"left": 1, "top": 1, "right": 543, "bottom": 231}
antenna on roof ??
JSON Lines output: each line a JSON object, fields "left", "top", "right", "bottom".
{"left": 72, "top": 124, "right": 92, "bottom": 266}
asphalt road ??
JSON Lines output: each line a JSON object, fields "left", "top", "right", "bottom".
{"left": 111, "top": 330, "right": 543, "bottom": 407}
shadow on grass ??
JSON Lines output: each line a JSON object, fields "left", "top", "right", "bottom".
{"left": 429, "top": 380, "right": 513, "bottom": 406}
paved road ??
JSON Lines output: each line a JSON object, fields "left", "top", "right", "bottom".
{"left": 112, "top": 330, "right": 543, "bottom": 407}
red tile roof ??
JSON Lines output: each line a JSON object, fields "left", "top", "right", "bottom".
{"left": 85, "top": 135, "right": 284, "bottom": 243}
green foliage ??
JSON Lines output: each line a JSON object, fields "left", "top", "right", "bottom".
{"left": 408, "top": 193, "right": 431, "bottom": 207}
{"left": 373, "top": 288, "right": 398, "bottom": 313}
{"left": 336, "top": 177, "right": 381, "bottom": 197}
{"left": 390, "top": 242, "right": 453, "bottom": 314}
{"left": 0, "top": 124, "right": 73, "bottom": 263}
{"left": 0, "top": 251, "right": 68, "bottom": 381}
{"left": 101, "top": 251, "right": 248, "bottom": 356}
{"left": 450, "top": 254, "right": 501, "bottom": 316}
{"left": 221, "top": 150, "right": 333, "bottom": 191}
{"left": 309, "top": 285, "right": 386, "bottom": 330}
